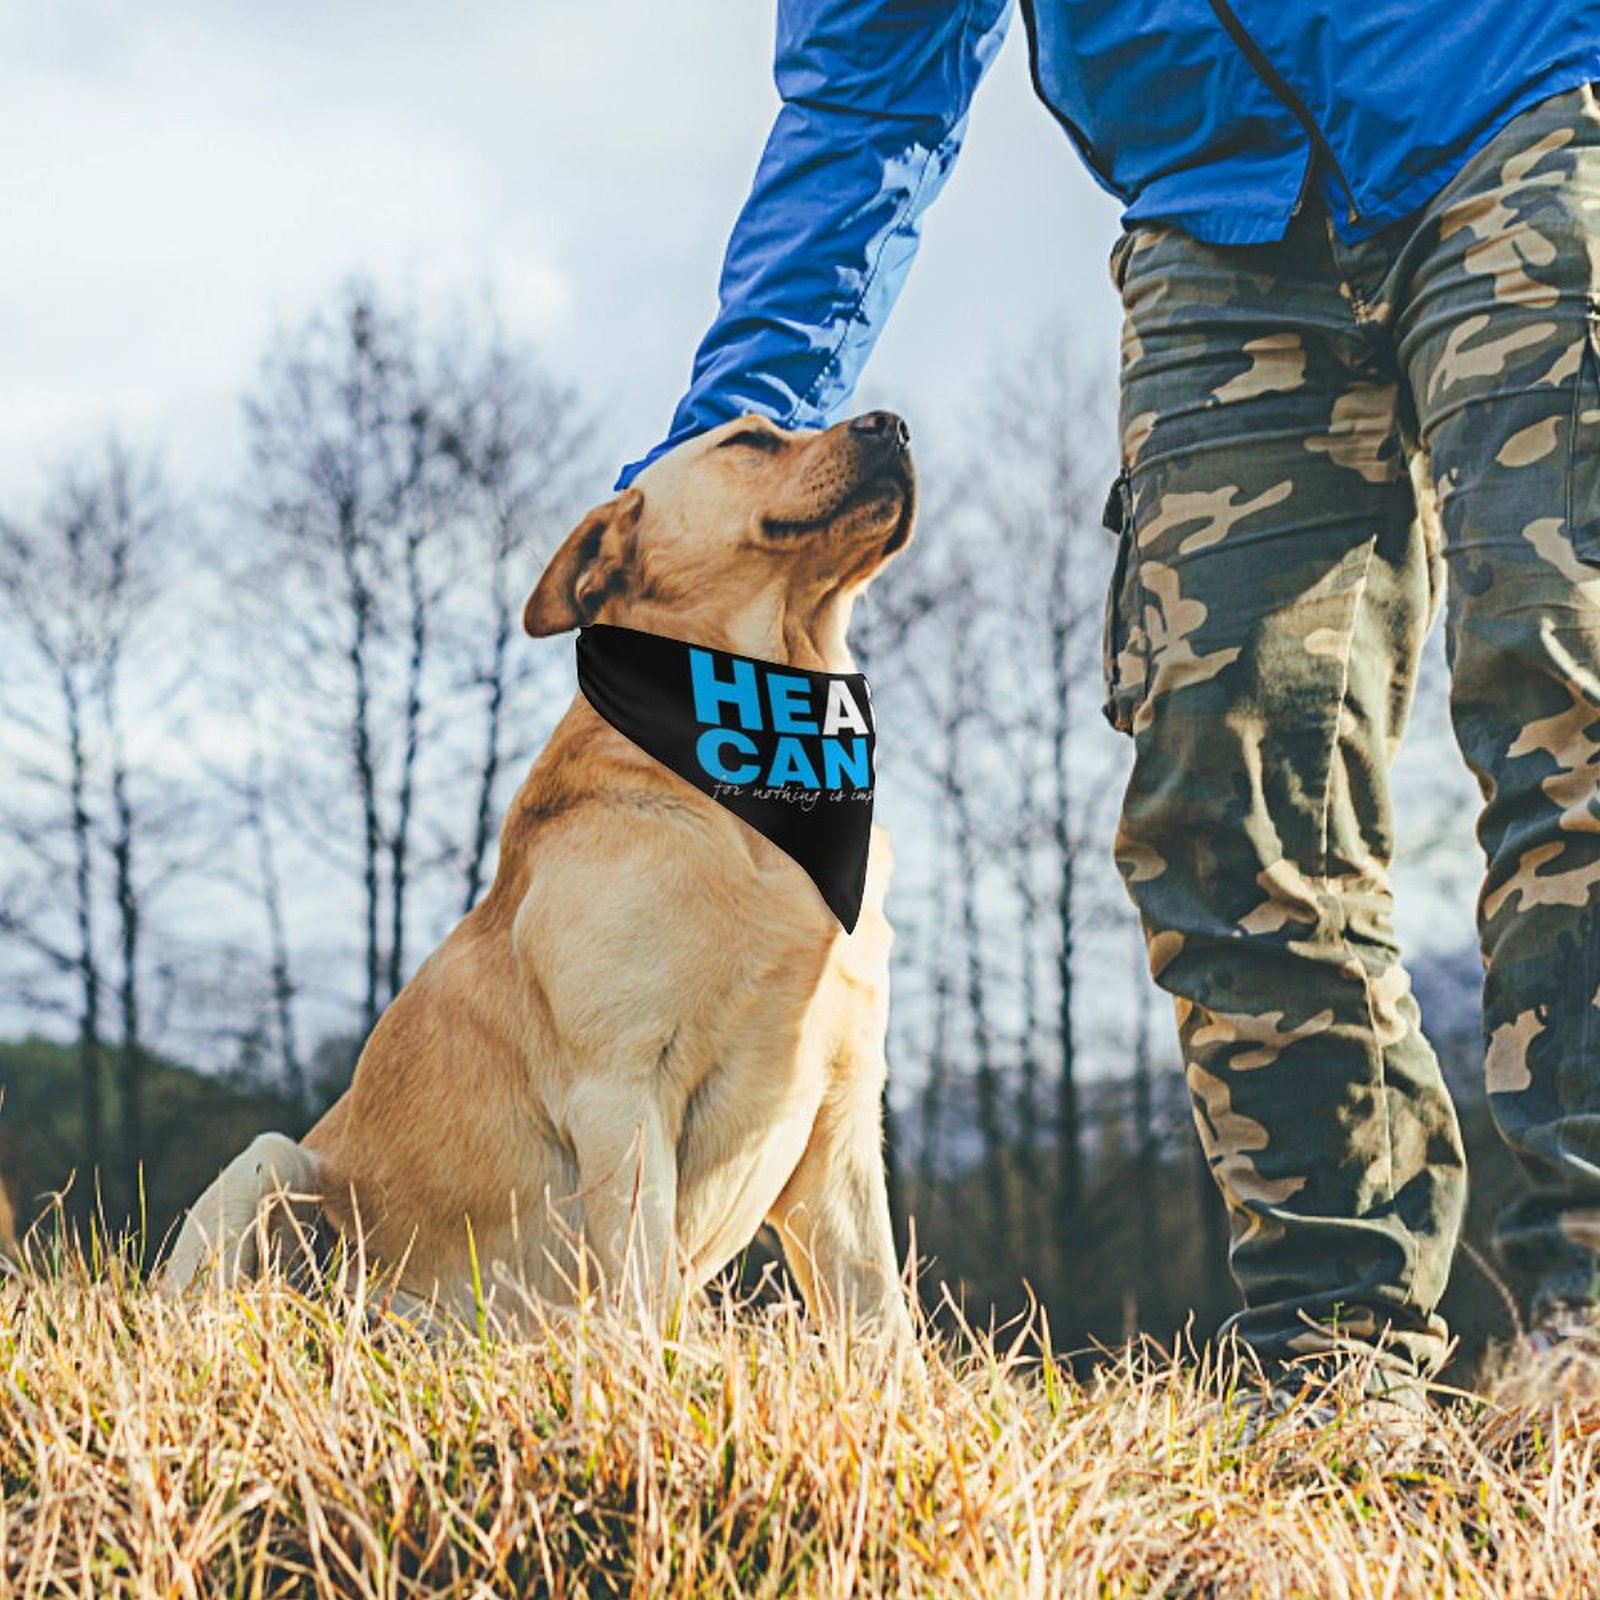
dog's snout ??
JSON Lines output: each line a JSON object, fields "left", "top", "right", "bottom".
{"left": 849, "top": 410, "right": 910, "bottom": 451}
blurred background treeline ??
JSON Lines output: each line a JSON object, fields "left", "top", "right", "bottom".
{"left": 0, "top": 280, "right": 1526, "bottom": 1374}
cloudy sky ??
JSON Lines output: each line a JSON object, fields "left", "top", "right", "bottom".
{"left": 0, "top": 0, "right": 1481, "bottom": 976}
{"left": 0, "top": 0, "right": 1125, "bottom": 495}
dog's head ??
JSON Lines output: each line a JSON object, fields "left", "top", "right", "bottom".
{"left": 523, "top": 411, "right": 915, "bottom": 667}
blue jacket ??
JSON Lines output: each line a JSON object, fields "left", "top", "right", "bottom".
{"left": 619, "top": 0, "right": 1600, "bottom": 485}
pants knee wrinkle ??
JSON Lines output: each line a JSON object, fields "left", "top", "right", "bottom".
{"left": 1318, "top": 536, "right": 1427, "bottom": 1305}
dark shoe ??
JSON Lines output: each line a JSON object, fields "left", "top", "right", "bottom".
{"left": 1213, "top": 1356, "right": 1432, "bottom": 1465}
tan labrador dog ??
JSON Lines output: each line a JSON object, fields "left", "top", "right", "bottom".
{"left": 163, "top": 410, "right": 916, "bottom": 1340}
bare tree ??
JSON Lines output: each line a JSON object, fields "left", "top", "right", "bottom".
{"left": 436, "top": 330, "right": 595, "bottom": 913}
{"left": 948, "top": 692, "right": 1010, "bottom": 1264}
{"left": 1009, "top": 751, "right": 1048, "bottom": 1248}
{"left": 240, "top": 287, "right": 466, "bottom": 1033}
{"left": 243, "top": 749, "right": 305, "bottom": 1108}
{"left": 87, "top": 452, "right": 172, "bottom": 1212}
{"left": 914, "top": 826, "right": 957, "bottom": 1196}
{"left": 965, "top": 345, "right": 1117, "bottom": 1233}
{"left": 0, "top": 440, "right": 178, "bottom": 1217}
{"left": 862, "top": 332, "right": 1135, "bottom": 1309}
{"left": 235, "top": 282, "right": 596, "bottom": 1070}
{"left": 875, "top": 531, "right": 1015, "bottom": 1264}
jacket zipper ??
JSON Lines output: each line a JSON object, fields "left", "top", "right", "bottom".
{"left": 1205, "top": 0, "right": 1362, "bottom": 226}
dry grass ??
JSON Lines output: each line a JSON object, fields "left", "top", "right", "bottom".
{"left": 3, "top": 1242, "right": 1600, "bottom": 1599}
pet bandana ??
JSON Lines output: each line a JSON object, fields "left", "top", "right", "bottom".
{"left": 575, "top": 623, "right": 876, "bottom": 931}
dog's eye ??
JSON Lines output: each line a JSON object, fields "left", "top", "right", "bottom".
{"left": 718, "top": 428, "right": 781, "bottom": 453}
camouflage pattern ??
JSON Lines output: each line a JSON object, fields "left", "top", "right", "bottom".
{"left": 1107, "top": 83, "right": 1600, "bottom": 1375}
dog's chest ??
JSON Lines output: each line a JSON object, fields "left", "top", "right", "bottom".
{"left": 666, "top": 916, "right": 842, "bottom": 1274}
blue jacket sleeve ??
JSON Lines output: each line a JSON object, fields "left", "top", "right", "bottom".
{"left": 617, "top": 0, "right": 1013, "bottom": 487}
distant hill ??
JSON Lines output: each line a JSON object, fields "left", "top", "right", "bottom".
{"left": 0, "top": 1036, "right": 308, "bottom": 1264}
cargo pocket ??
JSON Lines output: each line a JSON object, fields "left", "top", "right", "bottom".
{"left": 1101, "top": 470, "right": 1149, "bottom": 736}
{"left": 1566, "top": 298, "right": 1600, "bottom": 563}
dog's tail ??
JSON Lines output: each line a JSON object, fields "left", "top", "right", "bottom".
{"left": 159, "top": 1132, "right": 323, "bottom": 1295}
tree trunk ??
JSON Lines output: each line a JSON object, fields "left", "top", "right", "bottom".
{"left": 463, "top": 519, "right": 513, "bottom": 915}
{"left": 1048, "top": 543, "right": 1082, "bottom": 1223}
{"left": 387, "top": 522, "right": 428, "bottom": 1002}
{"left": 104, "top": 664, "right": 143, "bottom": 1223}
{"left": 916, "top": 839, "right": 955, "bottom": 1201}
{"left": 63, "top": 671, "right": 102, "bottom": 1223}
{"left": 949, "top": 757, "right": 1009, "bottom": 1271}
{"left": 246, "top": 755, "right": 305, "bottom": 1110}
{"left": 1012, "top": 759, "right": 1044, "bottom": 1250}
{"left": 338, "top": 505, "right": 383, "bottom": 1037}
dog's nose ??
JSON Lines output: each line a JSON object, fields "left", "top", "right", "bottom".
{"left": 849, "top": 410, "right": 911, "bottom": 451}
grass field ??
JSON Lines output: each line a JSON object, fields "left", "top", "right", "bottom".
{"left": 3, "top": 1244, "right": 1599, "bottom": 1599}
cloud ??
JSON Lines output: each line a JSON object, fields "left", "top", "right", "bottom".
{"left": 0, "top": 1, "right": 1122, "bottom": 493}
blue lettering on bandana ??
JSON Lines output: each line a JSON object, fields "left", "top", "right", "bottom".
{"left": 574, "top": 624, "right": 876, "bottom": 931}
{"left": 687, "top": 648, "right": 869, "bottom": 794}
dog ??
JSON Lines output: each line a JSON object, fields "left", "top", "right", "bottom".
{"left": 162, "top": 410, "right": 917, "bottom": 1341}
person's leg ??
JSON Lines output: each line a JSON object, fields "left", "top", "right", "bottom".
{"left": 1398, "top": 84, "right": 1600, "bottom": 1315}
{"left": 1110, "top": 214, "right": 1467, "bottom": 1377}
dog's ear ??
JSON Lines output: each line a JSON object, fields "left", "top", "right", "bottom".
{"left": 523, "top": 490, "right": 645, "bottom": 637}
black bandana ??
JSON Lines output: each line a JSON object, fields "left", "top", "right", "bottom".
{"left": 575, "top": 623, "right": 876, "bottom": 931}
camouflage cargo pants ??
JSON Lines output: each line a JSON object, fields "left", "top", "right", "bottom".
{"left": 1108, "top": 83, "right": 1600, "bottom": 1375}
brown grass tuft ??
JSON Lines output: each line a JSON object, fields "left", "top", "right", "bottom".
{"left": 3, "top": 1241, "right": 1599, "bottom": 1598}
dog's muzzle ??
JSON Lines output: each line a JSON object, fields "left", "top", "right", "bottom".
{"left": 848, "top": 410, "right": 912, "bottom": 454}
{"left": 845, "top": 412, "right": 915, "bottom": 554}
